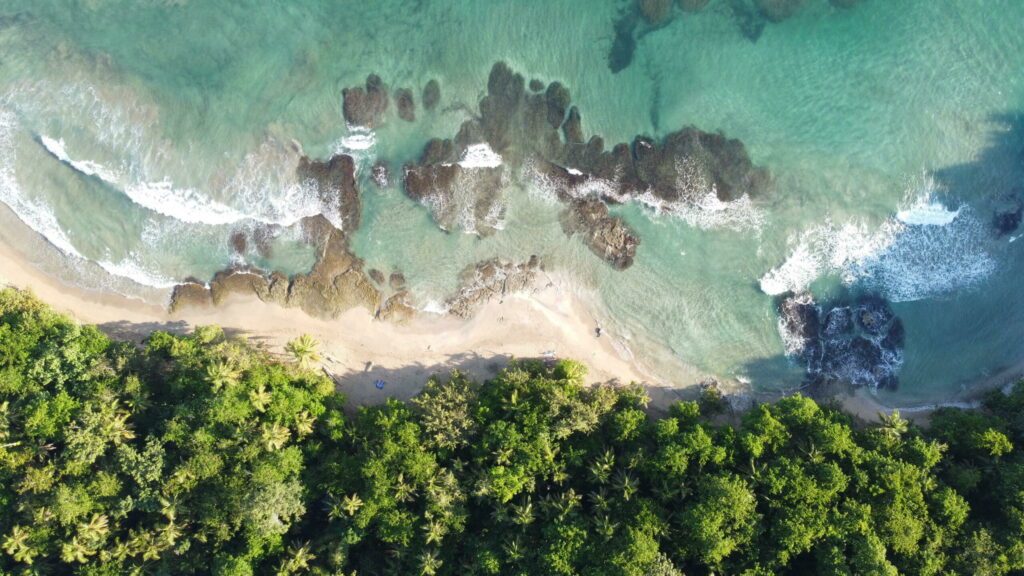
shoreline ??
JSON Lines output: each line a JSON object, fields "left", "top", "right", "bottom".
{"left": 4, "top": 237, "right": 1020, "bottom": 421}
{"left": 0, "top": 238, "right": 671, "bottom": 407}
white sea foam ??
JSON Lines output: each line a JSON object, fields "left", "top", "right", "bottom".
{"left": 761, "top": 179, "right": 996, "bottom": 302}
{"left": 123, "top": 179, "right": 248, "bottom": 225}
{"left": 420, "top": 300, "right": 449, "bottom": 315}
{"left": 38, "top": 135, "right": 121, "bottom": 184}
{"left": 337, "top": 129, "right": 376, "bottom": 151}
{"left": 458, "top": 143, "right": 503, "bottom": 169}
{"left": 896, "top": 192, "right": 961, "bottom": 226}
{"left": 524, "top": 157, "right": 764, "bottom": 231}
{"left": 776, "top": 292, "right": 816, "bottom": 357}
{"left": 96, "top": 256, "right": 178, "bottom": 289}
{"left": 0, "top": 111, "right": 83, "bottom": 258}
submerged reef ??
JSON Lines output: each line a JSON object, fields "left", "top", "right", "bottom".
{"left": 174, "top": 62, "right": 768, "bottom": 318}
{"left": 611, "top": 0, "right": 866, "bottom": 72}
{"left": 777, "top": 292, "right": 905, "bottom": 389}
{"left": 401, "top": 61, "right": 769, "bottom": 269}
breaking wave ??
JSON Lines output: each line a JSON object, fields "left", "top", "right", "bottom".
{"left": 458, "top": 143, "right": 503, "bottom": 169}
{"left": 0, "top": 112, "right": 82, "bottom": 258}
{"left": 761, "top": 179, "right": 996, "bottom": 302}
{"left": 523, "top": 157, "right": 765, "bottom": 231}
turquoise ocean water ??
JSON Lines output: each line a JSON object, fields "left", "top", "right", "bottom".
{"left": 1, "top": 0, "right": 1022, "bottom": 404}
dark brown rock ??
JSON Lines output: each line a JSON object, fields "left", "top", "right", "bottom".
{"left": 422, "top": 79, "right": 441, "bottom": 111}
{"left": 446, "top": 258, "right": 540, "bottom": 318}
{"left": 369, "top": 268, "right": 386, "bottom": 285}
{"left": 297, "top": 154, "right": 360, "bottom": 232}
{"left": 545, "top": 82, "right": 571, "bottom": 129}
{"left": 229, "top": 231, "right": 247, "bottom": 255}
{"left": 529, "top": 78, "right": 545, "bottom": 92}
{"left": 371, "top": 161, "right": 390, "bottom": 188}
{"left": 286, "top": 225, "right": 380, "bottom": 318}
{"left": 561, "top": 198, "right": 640, "bottom": 270}
{"left": 395, "top": 87, "right": 416, "bottom": 122}
{"left": 562, "top": 106, "right": 584, "bottom": 144}
{"left": 169, "top": 280, "right": 212, "bottom": 313}
{"left": 379, "top": 291, "right": 416, "bottom": 323}
{"left": 342, "top": 74, "right": 390, "bottom": 127}
{"left": 389, "top": 272, "right": 407, "bottom": 290}
{"left": 209, "top": 268, "right": 270, "bottom": 306}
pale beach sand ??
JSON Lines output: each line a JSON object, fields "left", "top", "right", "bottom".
{"left": 0, "top": 238, "right": 706, "bottom": 408}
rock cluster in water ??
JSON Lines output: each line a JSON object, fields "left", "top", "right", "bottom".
{"left": 778, "top": 292, "right": 905, "bottom": 389}
{"left": 993, "top": 192, "right": 1022, "bottom": 237}
{"left": 343, "top": 75, "right": 443, "bottom": 128}
{"left": 171, "top": 155, "right": 388, "bottom": 320}
{"left": 401, "top": 62, "right": 769, "bottom": 269}
{"left": 445, "top": 256, "right": 541, "bottom": 318}
{"left": 342, "top": 74, "right": 390, "bottom": 128}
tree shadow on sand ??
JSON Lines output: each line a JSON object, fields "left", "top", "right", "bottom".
{"left": 325, "top": 351, "right": 518, "bottom": 407}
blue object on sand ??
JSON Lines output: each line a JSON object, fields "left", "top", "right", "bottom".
{"left": 374, "top": 379, "right": 386, "bottom": 390}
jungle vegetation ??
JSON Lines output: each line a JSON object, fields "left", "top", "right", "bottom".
{"left": 1, "top": 287, "right": 1023, "bottom": 575}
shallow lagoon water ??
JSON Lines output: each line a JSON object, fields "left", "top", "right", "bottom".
{"left": 1, "top": 0, "right": 1023, "bottom": 403}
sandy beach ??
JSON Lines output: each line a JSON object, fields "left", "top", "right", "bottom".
{"left": 0, "top": 239, "right": 687, "bottom": 408}
{"left": 5, "top": 233, "right": 1020, "bottom": 421}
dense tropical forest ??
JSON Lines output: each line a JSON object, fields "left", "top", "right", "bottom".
{"left": 1, "top": 288, "right": 1023, "bottom": 575}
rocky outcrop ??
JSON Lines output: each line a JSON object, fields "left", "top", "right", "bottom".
{"left": 369, "top": 269, "right": 386, "bottom": 285}
{"left": 402, "top": 62, "right": 769, "bottom": 270}
{"left": 404, "top": 138, "right": 506, "bottom": 235}
{"left": 297, "top": 154, "right": 360, "bottom": 232}
{"left": 378, "top": 291, "right": 416, "bottom": 323}
{"left": 342, "top": 74, "right": 389, "bottom": 128}
{"left": 395, "top": 88, "right": 416, "bottom": 122}
{"left": 171, "top": 156, "right": 383, "bottom": 320}
{"left": 777, "top": 292, "right": 905, "bottom": 390}
{"left": 286, "top": 222, "right": 380, "bottom": 318}
{"left": 389, "top": 272, "right": 406, "bottom": 290}
{"left": 422, "top": 79, "right": 441, "bottom": 111}
{"left": 993, "top": 193, "right": 1022, "bottom": 236}
{"left": 561, "top": 199, "right": 640, "bottom": 270}
{"left": 446, "top": 257, "right": 540, "bottom": 318}
{"left": 371, "top": 161, "right": 390, "bottom": 188}
{"left": 169, "top": 279, "right": 212, "bottom": 312}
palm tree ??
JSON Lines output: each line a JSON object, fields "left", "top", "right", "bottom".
{"left": 419, "top": 549, "right": 442, "bottom": 576}
{"left": 423, "top": 520, "right": 445, "bottom": 545}
{"left": 295, "top": 411, "right": 315, "bottom": 437}
{"left": 205, "top": 360, "right": 240, "bottom": 392}
{"left": 286, "top": 335, "right": 321, "bottom": 370}
{"left": 261, "top": 422, "right": 291, "bottom": 451}
{"left": 249, "top": 384, "right": 271, "bottom": 412}
{"left": 878, "top": 410, "right": 908, "bottom": 439}
{"left": 78, "top": 513, "right": 109, "bottom": 545}
{"left": 613, "top": 470, "right": 639, "bottom": 502}
{"left": 278, "top": 542, "right": 316, "bottom": 575}
{"left": 511, "top": 500, "right": 534, "bottom": 526}
{"left": 589, "top": 449, "right": 615, "bottom": 485}
{"left": 61, "top": 536, "right": 92, "bottom": 564}
{"left": 3, "top": 525, "right": 35, "bottom": 565}
{"left": 341, "top": 494, "right": 363, "bottom": 517}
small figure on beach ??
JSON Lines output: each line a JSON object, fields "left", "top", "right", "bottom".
{"left": 595, "top": 326, "right": 603, "bottom": 338}
{"left": 374, "top": 379, "right": 387, "bottom": 390}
